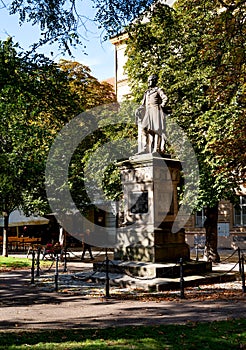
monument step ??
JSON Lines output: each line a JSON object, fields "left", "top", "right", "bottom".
{"left": 93, "top": 259, "right": 212, "bottom": 278}
{"left": 79, "top": 266, "right": 240, "bottom": 292}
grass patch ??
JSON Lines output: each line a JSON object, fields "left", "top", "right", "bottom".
{"left": 0, "top": 319, "right": 245, "bottom": 349}
{"left": 0, "top": 256, "right": 49, "bottom": 270}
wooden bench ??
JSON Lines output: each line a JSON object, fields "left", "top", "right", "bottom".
{"left": 0, "top": 236, "right": 41, "bottom": 252}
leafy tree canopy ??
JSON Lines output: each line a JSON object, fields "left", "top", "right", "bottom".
{"left": 0, "top": 37, "right": 78, "bottom": 216}
{"left": 0, "top": 37, "right": 116, "bottom": 254}
{"left": 0, "top": 37, "right": 116, "bottom": 217}
{"left": 124, "top": 0, "right": 245, "bottom": 261}
{"left": 125, "top": 0, "right": 245, "bottom": 209}
{"left": 59, "top": 59, "right": 116, "bottom": 109}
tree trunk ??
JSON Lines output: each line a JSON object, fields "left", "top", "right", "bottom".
{"left": 2, "top": 214, "right": 9, "bottom": 257}
{"left": 203, "top": 203, "right": 220, "bottom": 262}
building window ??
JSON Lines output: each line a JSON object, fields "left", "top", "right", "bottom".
{"left": 195, "top": 209, "right": 206, "bottom": 228}
{"left": 234, "top": 196, "right": 246, "bottom": 226}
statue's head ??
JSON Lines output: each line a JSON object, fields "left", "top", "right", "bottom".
{"left": 148, "top": 74, "right": 158, "bottom": 87}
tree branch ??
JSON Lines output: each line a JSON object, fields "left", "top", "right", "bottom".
{"left": 217, "top": 0, "right": 246, "bottom": 10}
{"left": 0, "top": 0, "right": 6, "bottom": 9}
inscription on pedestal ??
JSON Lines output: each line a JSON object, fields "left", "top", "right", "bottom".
{"left": 129, "top": 191, "right": 148, "bottom": 214}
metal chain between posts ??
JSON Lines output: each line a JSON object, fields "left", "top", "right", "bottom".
{"left": 38, "top": 257, "right": 55, "bottom": 273}
{"left": 30, "top": 246, "right": 246, "bottom": 297}
{"left": 66, "top": 247, "right": 104, "bottom": 260}
{"left": 64, "top": 248, "right": 80, "bottom": 259}
{"left": 34, "top": 249, "right": 68, "bottom": 292}
{"left": 72, "top": 260, "right": 106, "bottom": 281}
{"left": 71, "top": 255, "right": 109, "bottom": 298}
{"left": 104, "top": 256, "right": 184, "bottom": 298}
{"left": 109, "top": 259, "right": 179, "bottom": 281}
{"left": 217, "top": 261, "right": 240, "bottom": 278}
{"left": 219, "top": 248, "right": 240, "bottom": 263}
{"left": 73, "top": 255, "right": 179, "bottom": 299}
{"left": 219, "top": 248, "right": 246, "bottom": 293}
{"left": 67, "top": 247, "right": 246, "bottom": 298}
{"left": 193, "top": 244, "right": 205, "bottom": 262}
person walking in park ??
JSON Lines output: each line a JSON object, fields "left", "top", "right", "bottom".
{"left": 81, "top": 229, "right": 94, "bottom": 260}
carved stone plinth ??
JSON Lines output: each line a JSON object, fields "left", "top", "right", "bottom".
{"left": 115, "top": 153, "right": 190, "bottom": 262}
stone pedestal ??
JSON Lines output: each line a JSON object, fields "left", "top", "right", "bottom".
{"left": 115, "top": 153, "right": 190, "bottom": 262}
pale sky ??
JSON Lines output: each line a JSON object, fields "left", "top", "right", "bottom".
{"left": 0, "top": 0, "right": 115, "bottom": 81}
{"left": 0, "top": 0, "right": 176, "bottom": 81}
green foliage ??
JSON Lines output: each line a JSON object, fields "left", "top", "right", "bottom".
{"left": 68, "top": 101, "right": 137, "bottom": 210}
{"left": 94, "top": 0, "right": 154, "bottom": 38}
{"left": 0, "top": 38, "right": 78, "bottom": 216}
{"left": 0, "top": 256, "right": 49, "bottom": 269}
{"left": 0, "top": 256, "right": 30, "bottom": 269}
{"left": 125, "top": 0, "right": 245, "bottom": 209}
{"left": 59, "top": 59, "right": 116, "bottom": 110}
{"left": 0, "top": 37, "right": 117, "bottom": 222}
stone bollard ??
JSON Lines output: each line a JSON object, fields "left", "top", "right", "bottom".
{"left": 55, "top": 254, "right": 59, "bottom": 292}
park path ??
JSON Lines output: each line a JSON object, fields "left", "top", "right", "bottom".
{"left": 0, "top": 269, "right": 245, "bottom": 330}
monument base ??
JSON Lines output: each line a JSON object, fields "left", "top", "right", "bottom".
{"left": 94, "top": 259, "right": 212, "bottom": 279}
{"left": 114, "top": 229, "right": 190, "bottom": 263}
{"left": 116, "top": 153, "right": 190, "bottom": 263}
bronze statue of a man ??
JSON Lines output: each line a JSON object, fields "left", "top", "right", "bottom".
{"left": 135, "top": 74, "right": 168, "bottom": 154}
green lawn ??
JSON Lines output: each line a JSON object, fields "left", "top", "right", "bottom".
{"left": 0, "top": 256, "right": 49, "bottom": 269}
{"left": 0, "top": 319, "right": 245, "bottom": 349}
{"left": 0, "top": 257, "right": 245, "bottom": 349}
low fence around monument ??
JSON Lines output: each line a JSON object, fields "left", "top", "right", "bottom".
{"left": 29, "top": 246, "right": 246, "bottom": 299}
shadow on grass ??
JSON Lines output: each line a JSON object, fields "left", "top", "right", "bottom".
{"left": 0, "top": 320, "right": 245, "bottom": 349}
